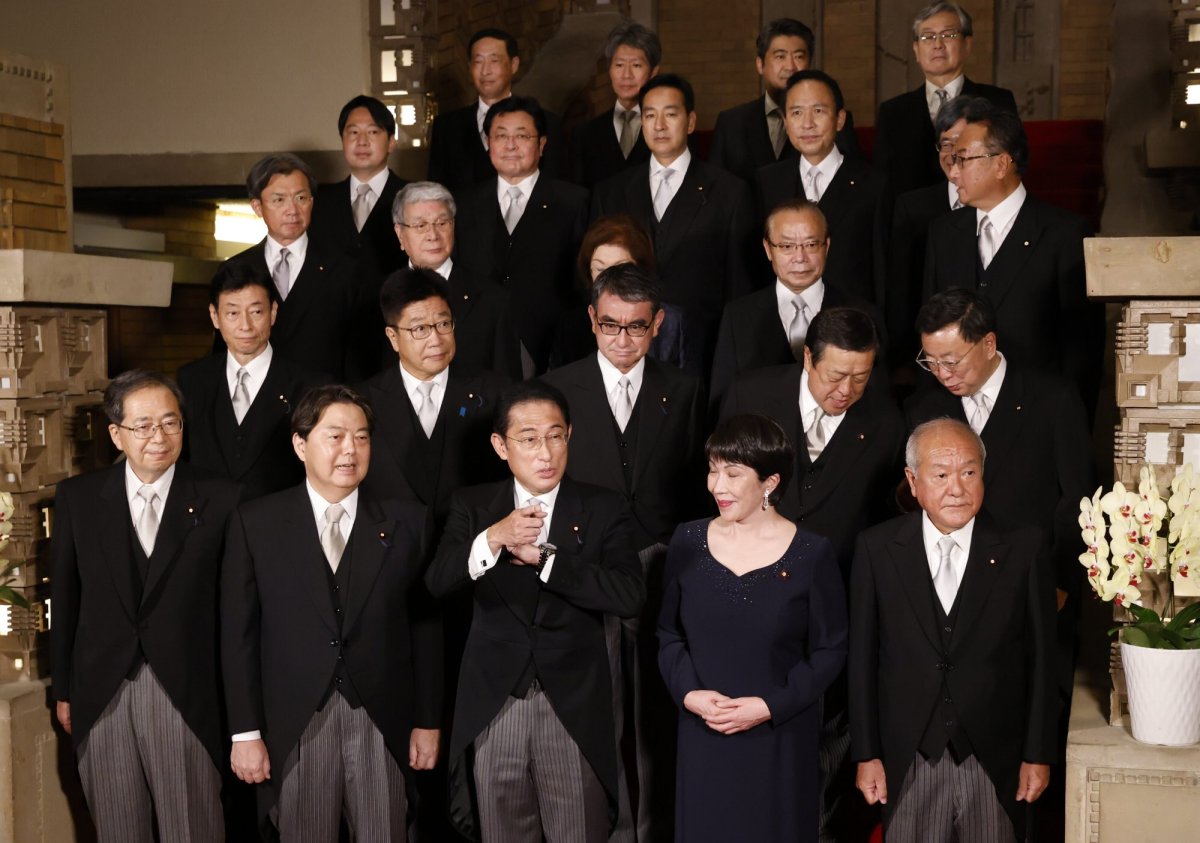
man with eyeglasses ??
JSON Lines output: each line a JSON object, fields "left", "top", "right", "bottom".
{"left": 52, "top": 369, "right": 241, "bottom": 841}
{"left": 427, "top": 379, "right": 644, "bottom": 843}
{"left": 453, "top": 96, "right": 589, "bottom": 377}
{"left": 710, "top": 198, "right": 884, "bottom": 410}
{"left": 542, "top": 262, "right": 704, "bottom": 842}
{"left": 873, "top": 2, "right": 1017, "bottom": 199}
{"left": 222, "top": 153, "right": 369, "bottom": 380}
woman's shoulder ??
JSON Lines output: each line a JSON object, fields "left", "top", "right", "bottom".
{"left": 670, "top": 518, "right": 713, "bottom": 545}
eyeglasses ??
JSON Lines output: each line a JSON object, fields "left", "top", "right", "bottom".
{"left": 916, "top": 30, "right": 963, "bottom": 43}
{"left": 596, "top": 320, "right": 652, "bottom": 337}
{"left": 263, "top": 193, "right": 313, "bottom": 209}
{"left": 506, "top": 432, "right": 568, "bottom": 451}
{"left": 116, "top": 418, "right": 184, "bottom": 439}
{"left": 935, "top": 140, "right": 956, "bottom": 153}
{"left": 767, "top": 239, "right": 827, "bottom": 256}
{"left": 949, "top": 152, "right": 1002, "bottom": 168}
{"left": 399, "top": 218, "right": 453, "bottom": 234}
{"left": 490, "top": 132, "right": 538, "bottom": 145}
{"left": 393, "top": 319, "right": 455, "bottom": 340}
{"left": 915, "top": 340, "right": 980, "bottom": 373}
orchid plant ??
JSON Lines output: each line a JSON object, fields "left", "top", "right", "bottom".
{"left": 0, "top": 491, "right": 30, "bottom": 610}
{"left": 1079, "top": 465, "right": 1200, "bottom": 649}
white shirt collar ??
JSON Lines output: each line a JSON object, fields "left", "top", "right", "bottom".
{"left": 970, "top": 351, "right": 1006, "bottom": 406}
{"left": 595, "top": 350, "right": 646, "bottom": 406}
{"left": 124, "top": 460, "right": 176, "bottom": 506}
{"left": 921, "top": 510, "right": 975, "bottom": 577}
{"left": 265, "top": 231, "right": 307, "bottom": 265}
{"left": 799, "top": 144, "right": 843, "bottom": 183}
{"left": 614, "top": 101, "right": 640, "bottom": 118}
{"left": 496, "top": 170, "right": 540, "bottom": 200}
{"left": 650, "top": 146, "right": 691, "bottom": 178}
{"left": 225, "top": 343, "right": 272, "bottom": 388}
{"left": 775, "top": 278, "right": 825, "bottom": 328}
{"left": 398, "top": 361, "right": 450, "bottom": 399}
{"left": 925, "top": 74, "right": 965, "bottom": 111}
{"left": 306, "top": 479, "right": 359, "bottom": 527}
{"left": 976, "top": 182, "right": 1026, "bottom": 238}
{"left": 350, "top": 168, "right": 390, "bottom": 203}
{"left": 947, "top": 180, "right": 962, "bottom": 210}
{"left": 513, "top": 478, "right": 561, "bottom": 512}
{"left": 409, "top": 256, "right": 454, "bottom": 280}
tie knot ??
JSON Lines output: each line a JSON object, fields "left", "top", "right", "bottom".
{"left": 937, "top": 535, "right": 956, "bottom": 558}
{"left": 808, "top": 407, "right": 825, "bottom": 432}
{"left": 235, "top": 367, "right": 248, "bottom": 384}
{"left": 325, "top": 503, "right": 346, "bottom": 525}
{"left": 418, "top": 380, "right": 437, "bottom": 399}
{"left": 617, "top": 375, "right": 631, "bottom": 390}
{"left": 527, "top": 498, "right": 545, "bottom": 512}
{"left": 979, "top": 215, "right": 994, "bottom": 235}
{"left": 508, "top": 185, "right": 523, "bottom": 201}
{"left": 660, "top": 167, "right": 674, "bottom": 183}
{"left": 356, "top": 183, "right": 372, "bottom": 199}
{"left": 137, "top": 484, "right": 157, "bottom": 504}
{"left": 279, "top": 247, "right": 290, "bottom": 258}
{"left": 973, "top": 392, "right": 990, "bottom": 410}
{"left": 935, "top": 88, "right": 948, "bottom": 102}
{"left": 622, "top": 109, "right": 637, "bottom": 125}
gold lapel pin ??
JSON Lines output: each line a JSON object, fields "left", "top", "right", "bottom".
{"left": 1023, "top": 241, "right": 1030, "bottom": 247}
{"left": 468, "top": 392, "right": 476, "bottom": 400}
{"left": 463, "top": 294, "right": 470, "bottom": 300}
{"left": 989, "top": 559, "right": 996, "bottom": 565}
{"left": 541, "top": 204, "right": 548, "bottom": 209}
{"left": 1015, "top": 405, "right": 1022, "bottom": 411}
{"left": 187, "top": 507, "right": 195, "bottom": 514}
{"left": 858, "top": 433, "right": 865, "bottom": 440}
{"left": 849, "top": 180, "right": 856, "bottom": 186}
{"left": 379, "top": 531, "right": 386, "bottom": 539}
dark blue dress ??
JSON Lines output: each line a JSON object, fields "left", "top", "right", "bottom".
{"left": 657, "top": 519, "right": 848, "bottom": 842}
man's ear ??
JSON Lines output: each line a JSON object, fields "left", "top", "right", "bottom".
{"left": 490, "top": 432, "right": 509, "bottom": 462}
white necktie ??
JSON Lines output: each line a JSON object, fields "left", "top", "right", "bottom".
{"left": 788, "top": 297, "right": 811, "bottom": 359}
{"left": 415, "top": 381, "right": 438, "bottom": 438}
{"left": 321, "top": 503, "right": 347, "bottom": 572}
{"left": 135, "top": 485, "right": 159, "bottom": 556}
{"left": 273, "top": 248, "right": 291, "bottom": 301}
{"left": 967, "top": 392, "right": 992, "bottom": 434}
{"left": 978, "top": 216, "right": 997, "bottom": 269}
{"left": 503, "top": 185, "right": 525, "bottom": 234}
{"left": 528, "top": 497, "right": 549, "bottom": 545}
{"left": 806, "top": 408, "right": 827, "bottom": 461}
{"left": 231, "top": 367, "right": 251, "bottom": 424}
{"left": 653, "top": 167, "right": 675, "bottom": 220}
{"left": 805, "top": 168, "right": 823, "bottom": 202}
{"left": 352, "top": 183, "right": 373, "bottom": 232}
{"left": 934, "top": 535, "right": 959, "bottom": 613}
{"left": 619, "top": 110, "right": 640, "bottom": 159}
{"left": 767, "top": 106, "right": 785, "bottom": 158}
{"left": 612, "top": 376, "right": 634, "bottom": 432}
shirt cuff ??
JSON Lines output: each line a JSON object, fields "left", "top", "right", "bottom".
{"left": 469, "top": 529, "right": 501, "bottom": 580}
{"left": 232, "top": 730, "right": 261, "bottom": 742}
{"left": 538, "top": 551, "right": 557, "bottom": 583}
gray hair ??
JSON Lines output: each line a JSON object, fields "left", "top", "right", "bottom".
{"left": 392, "top": 180, "right": 456, "bottom": 224}
{"left": 603, "top": 20, "right": 662, "bottom": 68}
{"left": 905, "top": 417, "right": 986, "bottom": 472}
{"left": 912, "top": 2, "right": 973, "bottom": 40}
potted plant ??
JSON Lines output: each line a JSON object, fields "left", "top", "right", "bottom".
{"left": 0, "top": 491, "right": 30, "bottom": 611}
{"left": 1080, "top": 464, "right": 1200, "bottom": 746}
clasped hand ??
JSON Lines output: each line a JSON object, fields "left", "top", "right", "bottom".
{"left": 487, "top": 504, "right": 545, "bottom": 566}
{"left": 683, "top": 689, "right": 771, "bottom": 735}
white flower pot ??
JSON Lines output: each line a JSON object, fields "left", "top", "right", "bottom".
{"left": 1120, "top": 642, "right": 1200, "bottom": 746}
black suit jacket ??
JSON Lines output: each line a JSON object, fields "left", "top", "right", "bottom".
{"left": 885, "top": 181, "right": 955, "bottom": 365}
{"left": 221, "top": 238, "right": 370, "bottom": 381}
{"left": 51, "top": 462, "right": 240, "bottom": 766}
{"left": 178, "top": 350, "right": 324, "bottom": 501}
{"left": 873, "top": 79, "right": 1018, "bottom": 198}
{"left": 720, "top": 364, "right": 904, "bottom": 572}
{"left": 922, "top": 194, "right": 1100, "bottom": 410}
{"left": 849, "top": 511, "right": 1057, "bottom": 838}
{"left": 453, "top": 175, "right": 589, "bottom": 372}
{"left": 427, "top": 102, "right": 568, "bottom": 193}
{"left": 708, "top": 96, "right": 862, "bottom": 186}
{"left": 709, "top": 282, "right": 886, "bottom": 411}
{"left": 569, "top": 108, "right": 650, "bottom": 190}
{"left": 221, "top": 486, "right": 442, "bottom": 806}
{"left": 755, "top": 155, "right": 886, "bottom": 303}
{"left": 904, "top": 366, "right": 1094, "bottom": 594}
{"left": 444, "top": 263, "right": 523, "bottom": 380}
{"left": 309, "top": 170, "right": 407, "bottom": 279}
{"left": 426, "top": 477, "right": 645, "bottom": 839}
{"left": 541, "top": 356, "right": 706, "bottom": 549}
{"left": 359, "top": 363, "right": 511, "bottom": 526}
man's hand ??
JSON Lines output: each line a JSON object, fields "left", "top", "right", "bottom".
{"left": 56, "top": 701, "right": 71, "bottom": 735}
{"left": 683, "top": 689, "right": 730, "bottom": 719}
{"left": 507, "top": 543, "right": 542, "bottom": 566}
{"left": 485, "top": 505, "right": 546, "bottom": 556}
{"left": 231, "top": 739, "right": 271, "bottom": 784}
{"left": 409, "top": 728, "right": 441, "bottom": 771}
{"left": 856, "top": 759, "right": 888, "bottom": 805}
{"left": 703, "top": 696, "right": 771, "bottom": 735}
{"left": 1016, "top": 762, "right": 1050, "bottom": 803}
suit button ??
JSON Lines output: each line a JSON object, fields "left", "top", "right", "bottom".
{"left": 330, "top": 639, "right": 339, "bottom": 647}
{"left": 799, "top": 516, "right": 806, "bottom": 522}
{"left": 944, "top": 626, "right": 952, "bottom": 634}
{"left": 338, "top": 655, "right": 344, "bottom": 662}
{"left": 530, "top": 623, "right": 538, "bottom": 630}
{"left": 804, "top": 484, "right": 812, "bottom": 491}
{"left": 333, "top": 585, "right": 340, "bottom": 592}
{"left": 945, "top": 720, "right": 954, "bottom": 727}
{"left": 336, "top": 677, "right": 344, "bottom": 685}
{"left": 335, "top": 608, "right": 342, "bottom": 615}
{"left": 944, "top": 696, "right": 952, "bottom": 704}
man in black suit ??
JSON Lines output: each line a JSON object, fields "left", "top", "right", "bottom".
{"left": 453, "top": 96, "right": 589, "bottom": 376}
{"left": 427, "top": 28, "right": 567, "bottom": 192}
{"left": 222, "top": 385, "right": 443, "bottom": 840}
{"left": 923, "top": 98, "right": 1101, "bottom": 412}
{"left": 570, "top": 21, "right": 658, "bottom": 190}
{"left": 179, "top": 262, "right": 323, "bottom": 502}
{"left": 542, "top": 263, "right": 704, "bottom": 842}
{"left": 710, "top": 198, "right": 883, "bottom": 409}
{"left": 873, "top": 2, "right": 1017, "bottom": 199}
{"left": 850, "top": 417, "right": 1057, "bottom": 842}
{"left": 709, "top": 17, "right": 860, "bottom": 187}
{"left": 221, "top": 153, "right": 370, "bottom": 380}
{"left": 52, "top": 370, "right": 239, "bottom": 841}
{"left": 592, "top": 74, "right": 757, "bottom": 377}
{"left": 756, "top": 70, "right": 886, "bottom": 303}
{"left": 426, "top": 380, "right": 644, "bottom": 843}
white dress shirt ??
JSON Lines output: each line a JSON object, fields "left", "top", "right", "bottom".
{"left": 399, "top": 363, "right": 450, "bottom": 419}
{"left": 349, "top": 168, "right": 390, "bottom": 214}
{"left": 775, "top": 278, "right": 825, "bottom": 337}
{"left": 596, "top": 351, "right": 645, "bottom": 413}
{"left": 225, "top": 343, "right": 273, "bottom": 408}
{"left": 497, "top": 171, "right": 539, "bottom": 211}
{"left": 264, "top": 232, "right": 308, "bottom": 295}
{"left": 125, "top": 461, "right": 175, "bottom": 529}
{"left": 947, "top": 180, "right": 962, "bottom": 210}
{"left": 468, "top": 480, "right": 561, "bottom": 583}
{"left": 613, "top": 102, "right": 641, "bottom": 143}
{"left": 976, "top": 182, "right": 1026, "bottom": 254}
{"left": 961, "top": 352, "right": 1006, "bottom": 432}
{"left": 799, "top": 369, "right": 846, "bottom": 442}
{"left": 921, "top": 511, "right": 975, "bottom": 600}
{"left": 649, "top": 147, "right": 691, "bottom": 210}
{"left": 925, "top": 74, "right": 965, "bottom": 118}
{"left": 798, "top": 145, "right": 843, "bottom": 201}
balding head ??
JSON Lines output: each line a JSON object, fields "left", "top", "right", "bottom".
{"left": 905, "top": 418, "right": 986, "bottom": 533}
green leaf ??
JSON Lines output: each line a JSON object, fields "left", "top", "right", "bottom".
{"left": 1160, "top": 628, "right": 1187, "bottom": 649}
{"left": 1123, "top": 626, "right": 1154, "bottom": 647}
{"left": 1127, "top": 604, "right": 1164, "bottom": 625}
{"left": 1167, "top": 602, "right": 1200, "bottom": 632}
{"left": 1184, "top": 638, "right": 1200, "bottom": 650}
{"left": 0, "top": 586, "right": 29, "bottom": 610}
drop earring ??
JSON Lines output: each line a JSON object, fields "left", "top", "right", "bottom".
{"left": 762, "top": 489, "right": 771, "bottom": 511}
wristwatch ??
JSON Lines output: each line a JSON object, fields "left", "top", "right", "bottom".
{"left": 536, "top": 542, "right": 557, "bottom": 569}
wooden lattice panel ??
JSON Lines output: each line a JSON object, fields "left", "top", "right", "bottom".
{"left": 0, "top": 307, "right": 66, "bottom": 398}
{"left": 0, "top": 396, "right": 68, "bottom": 493}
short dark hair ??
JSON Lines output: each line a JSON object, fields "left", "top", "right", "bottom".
{"left": 756, "top": 18, "right": 815, "bottom": 59}
{"left": 915, "top": 288, "right": 997, "bottom": 343}
{"left": 933, "top": 93, "right": 973, "bottom": 137}
{"left": 639, "top": 73, "right": 694, "bottom": 113}
{"left": 379, "top": 267, "right": 454, "bottom": 326}
{"left": 104, "top": 369, "right": 185, "bottom": 425}
{"left": 483, "top": 95, "right": 547, "bottom": 138}
{"left": 469, "top": 28, "right": 519, "bottom": 60}
{"left": 246, "top": 153, "right": 317, "bottom": 200}
{"left": 590, "top": 262, "right": 662, "bottom": 313}
{"left": 208, "top": 259, "right": 277, "bottom": 308}
{"left": 961, "top": 97, "right": 1029, "bottom": 174}
{"left": 912, "top": 2, "right": 974, "bottom": 40}
{"left": 705, "top": 414, "right": 795, "bottom": 506}
{"left": 337, "top": 94, "right": 396, "bottom": 137}
{"left": 604, "top": 20, "right": 662, "bottom": 68}
{"left": 784, "top": 69, "right": 845, "bottom": 112}
{"left": 494, "top": 380, "right": 570, "bottom": 436}
{"left": 577, "top": 213, "right": 655, "bottom": 287}
{"left": 764, "top": 197, "right": 827, "bottom": 240}
{"left": 292, "top": 384, "right": 375, "bottom": 439}
{"left": 805, "top": 306, "right": 879, "bottom": 364}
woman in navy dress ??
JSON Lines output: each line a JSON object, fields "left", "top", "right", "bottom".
{"left": 658, "top": 414, "right": 847, "bottom": 842}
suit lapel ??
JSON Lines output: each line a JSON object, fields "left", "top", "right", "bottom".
{"left": 284, "top": 485, "right": 340, "bottom": 633}
{"left": 572, "top": 361, "right": 626, "bottom": 492}
{"left": 886, "top": 513, "right": 944, "bottom": 650}
{"left": 979, "top": 367, "right": 1024, "bottom": 471}
{"left": 803, "top": 397, "right": 880, "bottom": 507}
{"left": 511, "top": 174, "right": 553, "bottom": 240}
{"left": 484, "top": 481, "right": 542, "bottom": 619}
{"left": 374, "top": 367, "right": 418, "bottom": 484}
{"left": 656, "top": 163, "right": 711, "bottom": 266}
{"left": 980, "top": 199, "right": 1042, "bottom": 306}
{"left": 140, "top": 463, "right": 202, "bottom": 609}
{"left": 948, "top": 517, "right": 1007, "bottom": 651}
{"left": 631, "top": 361, "right": 670, "bottom": 493}
{"left": 447, "top": 265, "right": 481, "bottom": 322}
{"left": 547, "top": 479, "right": 589, "bottom": 555}
{"left": 229, "top": 355, "right": 292, "bottom": 479}
{"left": 622, "top": 164, "right": 656, "bottom": 236}
{"left": 342, "top": 494, "right": 391, "bottom": 632}
{"left": 97, "top": 464, "right": 140, "bottom": 621}
{"left": 743, "top": 288, "right": 792, "bottom": 364}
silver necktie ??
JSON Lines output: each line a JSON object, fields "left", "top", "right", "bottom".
{"left": 787, "top": 297, "right": 811, "bottom": 360}
{"left": 978, "top": 215, "right": 997, "bottom": 269}
{"left": 805, "top": 168, "right": 823, "bottom": 202}
{"left": 768, "top": 106, "right": 786, "bottom": 158}
{"left": 934, "top": 534, "right": 959, "bottom": 613}
{"left": 352, "top": 183, "right": 373, "bottom": 232}
{"left": 613, "top": 376, "right": 634, "bottom": 432}
{"left": 503, "top": 185, "right": 525, "bottom": 234}
{"left": 415, "top": 380, "right": 438, "bottom": 438}
{"left": 653, "top": 167, "right": 675, "bottom": 221}
{"left": 619, "top": 109, "right": 640, "bottom": 158}
{"left": 967, "top": 392, "right": 991, "bottom": 434}
{"left": 806, "top": 408, "right": 827, "bottom": 461}
{"left": 528, "top": 497, "right": 549, "bottom": 545}
{"left": 135, "top": 485, "right": 159, "bottom": 556}
{"left": 934, "top": 88, "right": 949, "bottom": 116}
{"left": 231, "top": 367, "right": 251, "bottom": 424}
{"left": 273, "top": 248, "right": 291, "bottom": 301}
{"left": 321, "top": 503, "right": 347, "bottom": 572}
